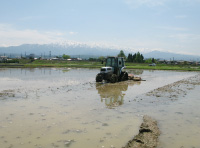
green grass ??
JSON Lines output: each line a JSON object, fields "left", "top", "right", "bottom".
{"left": 126, "top": 63, "right": 200, "bottom": 71}
{"left": 24, "top": 60, "right": 103, "bottom": 68}
{"left": 1, "top": 59, "right": 200, "bottom": 71}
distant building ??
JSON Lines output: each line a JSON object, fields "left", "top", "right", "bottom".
{"left": 50, "top": 57, "right": 59, "bottom": 60}
{"left": 29, "top": 54, "right": 35, "bottom": 59}
{"left": 0, "top": 56, "right": 7, "bottom": 62}
{"left": 67, "top": 58, "right": 82, "bottom": 61}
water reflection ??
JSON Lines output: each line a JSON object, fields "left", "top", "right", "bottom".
{"left": 96, "top": 81, "right": 143, "bottom": 108}
{"left": 0, "top": 68, "right": 71, "bottom": 80}
{"left": 127, "top": 69, "right": 143, "bottom": 75}
{"left": 96, "top": 83, "right": 127, "bottom": 108}
{"left": 96, "top": 81, "right": 140, "bottom": 108}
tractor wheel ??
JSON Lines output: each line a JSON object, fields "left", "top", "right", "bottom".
{"left": 122, "top": 72, "right": 128, "bottom": 81}
{"left": 119, "top": 72, "right": 124, "bottom": 81}
{"left": 110, "top": 74, "right": 118, "bottom": 83}
{"left": 96, "top": 74, "right": 103, "bottom": 82}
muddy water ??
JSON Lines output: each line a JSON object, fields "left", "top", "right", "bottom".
{"left": 0, "top": 68, "right": 199, "bottom": 148}
{"left": 155, "top": 86, "right": 200, "bottom": 148}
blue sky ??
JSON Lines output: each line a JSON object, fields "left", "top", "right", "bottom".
{"left": 0, "top": 0, "right": 200, "bottom": 55}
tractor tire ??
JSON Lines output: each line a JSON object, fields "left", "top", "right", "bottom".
{"left": 119, "top": 72, "right": 124, "bottom": 81}
{"left": 96, "top": 74, "right": 103, "bottom": 82}
{"left": 110, "top": 74, "right": 118, "bottom": 83}
{"left": 122, "top": 72, "right": 128, "bottom": 81}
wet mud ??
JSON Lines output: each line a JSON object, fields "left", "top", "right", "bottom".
{"left": 0, "top": 90, "right": 15, "bottom": 100}
{"left": 123, "top": 115, "right": 160, "bottom": 148}
{"left": 136, "top": 74, "right": 200, "bottom": 104}
{"left": 130, "top": 74, "right": 200, "bottom": 148}
{"left": 0, "top": 68, "right": 200, "bottom": 148}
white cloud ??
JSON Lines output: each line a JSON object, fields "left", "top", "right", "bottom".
{"left": 169, "top": 33, "right": 200, "bottom": 42}
{"left": 69, "top": 31, "right": 78, "bottom": 35}
{"left": 0, "top": 24, "right": 65, "bottom": 47}
{"left": 168, "top": 33, "right": 200, "bottom": 55}
{"left": 0, "top": 24, "right": 122, "bottom": 50}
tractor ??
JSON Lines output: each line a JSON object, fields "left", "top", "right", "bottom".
{"left": 96, "top": 57, "right": 128, "bottom": 83}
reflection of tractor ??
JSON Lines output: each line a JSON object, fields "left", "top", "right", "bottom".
{"left": 96, "top": 83, "right": 128, "bottom": 108}
{"left": 96, "top": 57, "right": 128, "bottom": 83}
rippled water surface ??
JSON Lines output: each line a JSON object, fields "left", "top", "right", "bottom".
{"left": 0, "top": 68, "right": 199, "bottom": 148}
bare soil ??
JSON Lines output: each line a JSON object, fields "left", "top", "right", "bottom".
{"left": 123, "top": 115, "right": 160, "bottom": 148}
{"left": 145, "top": 74, "right": 200, "bottom": 102}
{"left": 123, "top": 74, "right": 200, "bottom": 148}
{"left": 0, "top": 89, "right": 15, "bottom": 100}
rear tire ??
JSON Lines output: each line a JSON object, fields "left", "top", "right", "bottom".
{"left": 96, "top": 73, "right": 103, "bottom": 82}
{"left": 110, "top": 74, "right": 118, "bottom": 83}
{"left": 121, "top": 72, "right": 128, "bottom": 81}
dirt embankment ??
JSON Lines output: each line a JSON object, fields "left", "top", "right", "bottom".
{"left": 123, "top": 115, "right": 160, "bottom": 148}
{"left": 131, "top": 74, "right": 200, "bottom": 105}
{"left": 146, "top": 74, "right": 200, "bottom": 101}
{"left": 123, "top": 74, "right": 200, "bottom": 148}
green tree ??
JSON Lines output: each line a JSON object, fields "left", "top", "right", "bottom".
{"left": 62, "top": 54, "right": 70, "bottom": 59}
{"left": 98, "top": 56, "right": 105, "bottom": 64}
{"left": 98, "top": 56, "right": 105, "bottom": 61}
{"left": 126, "top": 52, "right": 145, "bottom": 63}
{"left": 145, "top": 58, "right": 152, "bottom": 63}
{"left": 135, "top": 52, "right": 141, "bottom": 63}
{"left": 132, "top": 53, "right": 136, "bottom": 62}
{"left": 118, "top": 50, "right": 126, "bottom": 59}
{"left": 127, "top": 53, "right": 133, "bottom": 62}
{"left": 141, "top": 54, "right": 144, "bottom": 63}
{"left": 184, "top": 61, "right": 188, "bottom": 65}
{"left": 89, "top": 58, "right": 98, "bottom": 61}
{"left": 152, "top": 58, "right": 155, "bottom": 63}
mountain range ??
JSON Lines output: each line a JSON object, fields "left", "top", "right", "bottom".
{"left": 143, "top": 51, "right": 200, "bottom": 61}
{"left": 0, "top": 43, "right": 199, "bottom": 61}
{"left": 0, "top": 43, "right": 119, "bottom": 59}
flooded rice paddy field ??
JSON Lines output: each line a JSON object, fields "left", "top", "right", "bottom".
{"left": 0, "top": 68, "right": 200, "bottom": 148}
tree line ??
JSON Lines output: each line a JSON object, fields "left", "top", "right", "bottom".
{"left": 126, "top": 52, "right": 144, "bottom": 63}
{"left": 62, "top": 50, "right": 152, "bottom": 64}
{"left": 117, "top": 50, "right": 144, "bottom": 63}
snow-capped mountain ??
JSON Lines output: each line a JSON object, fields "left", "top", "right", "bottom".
{"left": 0, "top": 43, "right": 200, "bottom": 61}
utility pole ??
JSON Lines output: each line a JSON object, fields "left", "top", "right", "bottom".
{"left": 49, "top": 51, "right": 51, "bottom": 59}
